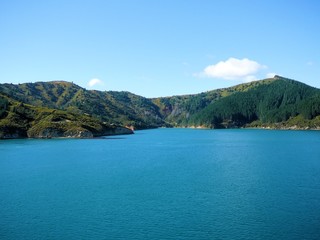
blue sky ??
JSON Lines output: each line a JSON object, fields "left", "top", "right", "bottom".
{"left": 1, "top": 0, "right": 319, "bottom": 97}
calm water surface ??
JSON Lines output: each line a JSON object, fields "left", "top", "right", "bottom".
{"left": 1, "top": 129, "right": 320, "bottom": 239}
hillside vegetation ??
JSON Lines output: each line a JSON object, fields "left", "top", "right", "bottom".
{"left": 0, "top": 94, "right": 132, "bottom": 139}
{"left": 0, "top": 81, "right": 164, "bottom": 129}
{"left": 151, "top": 76, "right": 320, "bottom": 129}
{"left": 1, "top": 76, "right": 320, "bottom": 138}
{"left": 151, "top": 77, "right": 276, "bottom": 126}
{"left": 187, "top": 77, "right": 320, "bottom": 128}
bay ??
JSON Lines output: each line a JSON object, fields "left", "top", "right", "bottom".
{"left": 1, "top": 129, "right": 320, "bottom": 239}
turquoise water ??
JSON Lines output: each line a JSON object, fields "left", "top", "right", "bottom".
{"left": 1, "top": 128, "right": 320, "bottom": 239}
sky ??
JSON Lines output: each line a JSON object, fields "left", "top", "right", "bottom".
{"left": 1, "top": 0, "right": 320, "bottom": 97}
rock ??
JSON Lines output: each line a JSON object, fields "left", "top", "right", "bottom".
{"left": 27, "top": 127, "right": 95, "bottom": 139}
{"left": 27, "top": 127, "right": 63, "bottom": 138}
{"left": 64, "top": 129, "right": 93, "bottom": 138}
{"left": 100, "top": 126, "right": 133, "bottom": 136}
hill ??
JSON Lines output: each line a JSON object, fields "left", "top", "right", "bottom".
{"left": 151, "top": 77, "right": 276, "bottom": 126}
{"left": 0, "top": 81, "right": 164, "bottom": 129}
{"left": 152, "top": 76, "right": 320, "bottom": 129}
{"left": 1, "top": 76, "right": 320, "bottom": 138}
{"left": 0, "top": 94, "right": 133, "bottom": 139}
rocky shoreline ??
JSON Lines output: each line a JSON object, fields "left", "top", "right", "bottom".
{"left": 176, "top": 124, "right": 320, "bottom": 131}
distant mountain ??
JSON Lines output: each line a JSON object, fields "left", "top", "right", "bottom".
{"left": 1, "top": 75, "right": 320, "bottom": 139}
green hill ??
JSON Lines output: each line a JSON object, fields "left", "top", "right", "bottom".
{"left": 151, "top": 77, "right": 276, "bottom": 126}
{"left": 0, "top": 81, "right": 164, "bottom": 129}
{"left": 153, "top": 76, "right": 320, "bottom": 129}
{"left": 0, "top": 94, "right": 133, "bottom": 139}
{"left": 1, "top": 75, "right": 320, "bottom": 138}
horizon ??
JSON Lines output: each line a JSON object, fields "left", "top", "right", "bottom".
{"left": 1, "top": 1, "right": 319, "bottom": 97}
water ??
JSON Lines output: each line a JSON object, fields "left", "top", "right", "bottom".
{"left": 1, "top": 128, "right": 320, "bottom": 239}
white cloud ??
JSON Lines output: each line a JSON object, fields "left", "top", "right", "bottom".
{"left": 199, "top": 57, "right": 266, "bottom": 81}
{"left": 266, "top": 72, "right": 277, "bottom": 78}
{"left": 88, "top": 78, "right": 103, "bottom": 87}
{"left": 244, "top": 75, "right": 257, "bottom": 82}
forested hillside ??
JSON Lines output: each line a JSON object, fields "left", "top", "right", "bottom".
{"left": 0, "top": 94, "right": 133, "bottom": 139}
{"left": 188, "top": 77, "right": 320, "bottom": 128}
{"left": 0, "top": 81, "right": 164, "bottom": 129}
{"left": 152, "top": 76, "right": 320, "bottom": 129}
{"left": 152, "top": 77, "right": 276, "bottom": 126}
{"left": 1, "top": 76, "right": 320, "bottom": 137}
